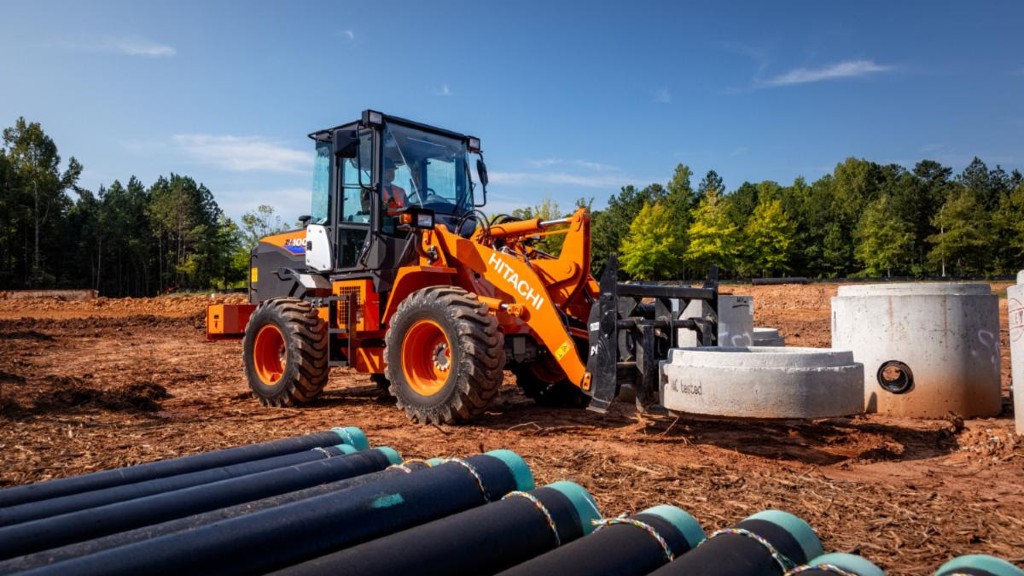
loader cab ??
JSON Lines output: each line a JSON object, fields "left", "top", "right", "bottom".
{"left": 307, "top": 110, "right": 486, "bottom": 292}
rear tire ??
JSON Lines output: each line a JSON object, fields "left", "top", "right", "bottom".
{"left": 242, "top": 298, "right": 329, "bottom": 407}
{"left": 384, "top": 287, "right": 504, "bottom": 424}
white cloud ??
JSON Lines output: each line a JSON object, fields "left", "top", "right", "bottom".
{"left": 653, "top": 88, "right": 671, "bottom": 104}
{"left": 435, "top": 83, "right": 454, "bottom": 96}
{"left": 528, "top": 158, "right": 617, "bottom": 171}
{"left": 172, "top": 134, "right": 310, "bottom": 173}
{"left": 489, "top": 171, "right": 638, "bottom": 189}
{"left": 342, "top": 29, "right": 355, "bottom": 40}
{"left": 217, "top": 187, "right": 311, "bottom": 221}
{"left": 761, "top": 59, "right": 892, "bottom": 87}
{"left": 61, "top": 36, "right": 176, "bottom": 57}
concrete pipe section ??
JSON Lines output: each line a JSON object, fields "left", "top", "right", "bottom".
{"left": 1010, "top": 271, "right": 1023, "bottom": 434}
{"left": 753, "top": 327, "right": 785, "bottom": 347}
{"left": 660, "top": 347, "right": 863, "bottom": 419}
{"left": 831, "top": 283, "right": 1002, "bottom": 418}
{"left": 678, "top": 295, "right": 754, "bottom": 347}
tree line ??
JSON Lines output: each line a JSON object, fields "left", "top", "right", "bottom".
{"left": 0, "top": 118, "right": 285, "bottom": 296}
{"left": 519, "top": 159, "right": 1024, "bottom": 281}
{"left": 3, "top": 117, "right": 1022, "bottom": 297}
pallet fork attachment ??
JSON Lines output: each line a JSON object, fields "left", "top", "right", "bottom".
{"left": 585, "top": 254, "right": 719, "bottom": 413}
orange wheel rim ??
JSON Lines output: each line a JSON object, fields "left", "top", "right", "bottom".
{"left": 254, "top": 324, "right": 287, "bottom": 386}
{"left": 402, "top": 319, "right": 451, "bottom": 396}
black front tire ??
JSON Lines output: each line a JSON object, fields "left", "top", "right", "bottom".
{"left": 384, "top": 287, "right": 504, "bottom": 425}
{"left": 242, "top": 298, "right": 329, "bottom": 407}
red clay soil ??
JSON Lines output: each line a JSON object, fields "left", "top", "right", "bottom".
{"left": 1, "top": 285, "right": 1021, "bottom": 574}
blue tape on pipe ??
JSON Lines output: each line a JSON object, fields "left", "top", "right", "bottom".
{"left": 546, "top": 481, "right": 601, "bottom": 535}
{"left": 373, "top": 447, "right": 403, "bottom": 466}
{"left": 642, "top": 505, "right": 706, "bottom": 550}
{"left": 805, "top": 553, "right": 885, "bottom": 576}
{"left": 937, "top": 555, "right": 1024, "bottom": 576}
{"left": 747, "top": 510, "right": 824, "bottom": 562}
{"left": 483, "top": 450, "right": 535, "bottom": 492}
{"left": 331, "top": 427, "right": 370, "bottom": 451}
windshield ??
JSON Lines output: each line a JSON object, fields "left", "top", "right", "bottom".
{"left": 382, "top": 122, "right": 473, "bottom": 215}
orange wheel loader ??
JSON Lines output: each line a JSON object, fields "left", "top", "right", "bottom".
{"left": 207, "top": 111, "right": 719, "bottom": 424}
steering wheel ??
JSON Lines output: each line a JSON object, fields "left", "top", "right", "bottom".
{"left": 423, "top": 187, "right": 447, "bottom": 204}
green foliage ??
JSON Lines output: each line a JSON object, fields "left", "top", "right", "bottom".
{"left": 3, "top": 117, "right": 1022, "bottom": 292}
{"left": 508, "top": 194, "right": 567, "bottom": 255}
{"left": 742, "top": 198, "right": 795, "bottom": 277}
{"left": 240, "top": 205, "right": 289, "bottom": 250}
{"left": 619, "top": 202, "right": 684, "bottom": 280}
{"left": 853, "top": 194, "right": 914, "bottom": 277}
{"left": 927, "top": 188, "right": 992, "bottom": 277}
{"left": 591, "top": 183, "right": 667, "bottom": 277}
{"left": 684, "top": 189, "right": 741, "bottom": 274}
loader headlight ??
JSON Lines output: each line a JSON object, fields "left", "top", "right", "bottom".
{"left": 398, "top": 208, "right": 435, "bottom": 230}
{"left": 362, "top": 109, "right": 384, "bottom": 126}
{"left": 467, "top": 136, "right": 481, "bottom": 153}
{"left": 416, "top": 212, "right": 435, "bottom": 229}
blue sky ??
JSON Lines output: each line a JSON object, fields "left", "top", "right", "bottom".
{"left": 2, "top": 1, "right": 1022, "bottom": 222}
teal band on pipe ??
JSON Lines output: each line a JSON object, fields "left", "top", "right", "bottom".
{"left": 426, "top": 458, "right": 446, "bottom": 467}
{"left": 373, "top": 447, "right": 403, "bottom": 466}
{"left": 642, "top": 505, "right": 706, "bottom": 550}
{"left": 331, "top": 444, "right": 359, "bottom": 455}
{"left": 484, "top": 450, "right": 535, "bottom": 491}
{"left": 805, "top": 553, "right": 885, "bottom": 576}
{"left": 937, "top": 555, "right": 1024, "bottom": 576}
{"left": 747, "top": 510, "right": 824, "bottom": 562}
{"left": 330, "top": 427, "right": 369, "bottom": 451}
{"left": 546, "top": 481, "right": 601, "bottom": 535}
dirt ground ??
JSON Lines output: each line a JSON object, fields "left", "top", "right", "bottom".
{"left": 1, "top": 284, "right": 1021, "bottom": 574}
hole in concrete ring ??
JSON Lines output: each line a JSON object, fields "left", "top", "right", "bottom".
{"left": 877, "top": 360, "right": 914, "bottom": 394}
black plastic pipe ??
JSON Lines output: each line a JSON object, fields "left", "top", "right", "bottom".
{"left": 647, "top": 510, "right": 824, "bottom": 576}
{"left": 0, "top": 426, "right": 368, "bottom": 509}
{"left": 790, "top": 553, "right": 885, "bottom": 576}
{"left": 0, "top": 447, "right": 400, "bottom": 562}
{"left": 498, "top": 505, "right": 706, "bottom": 576}
{"left": 272, "top": 480, "right": 601, "bottom": 576}
{"left": 935, "top": 555, "right": 1024, "bottom": 576}
{"left": 0, "top": 460, "right": 432, "bottom": 575}
{"left": 0, "top": 442, "right": 362, "bottom": 528}
{"left": 21, "top": 450, "right": 533, "bottom": 576}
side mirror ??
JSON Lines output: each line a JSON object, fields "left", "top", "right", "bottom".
{"left": 476, "top": 158, "right": 489, "bottom": 186}
{"left": 474, "top": 158, "right": 489, "bottom": 207}
{"left": 298, "top": 215, "right": 312, "bottom": 228}
{"left": 333, "top": 129, "right": 359, "bottom": 158}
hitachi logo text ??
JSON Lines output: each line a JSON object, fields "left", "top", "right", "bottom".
{"left": 487, "top": 253, "right": 545, "bottom": 311}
